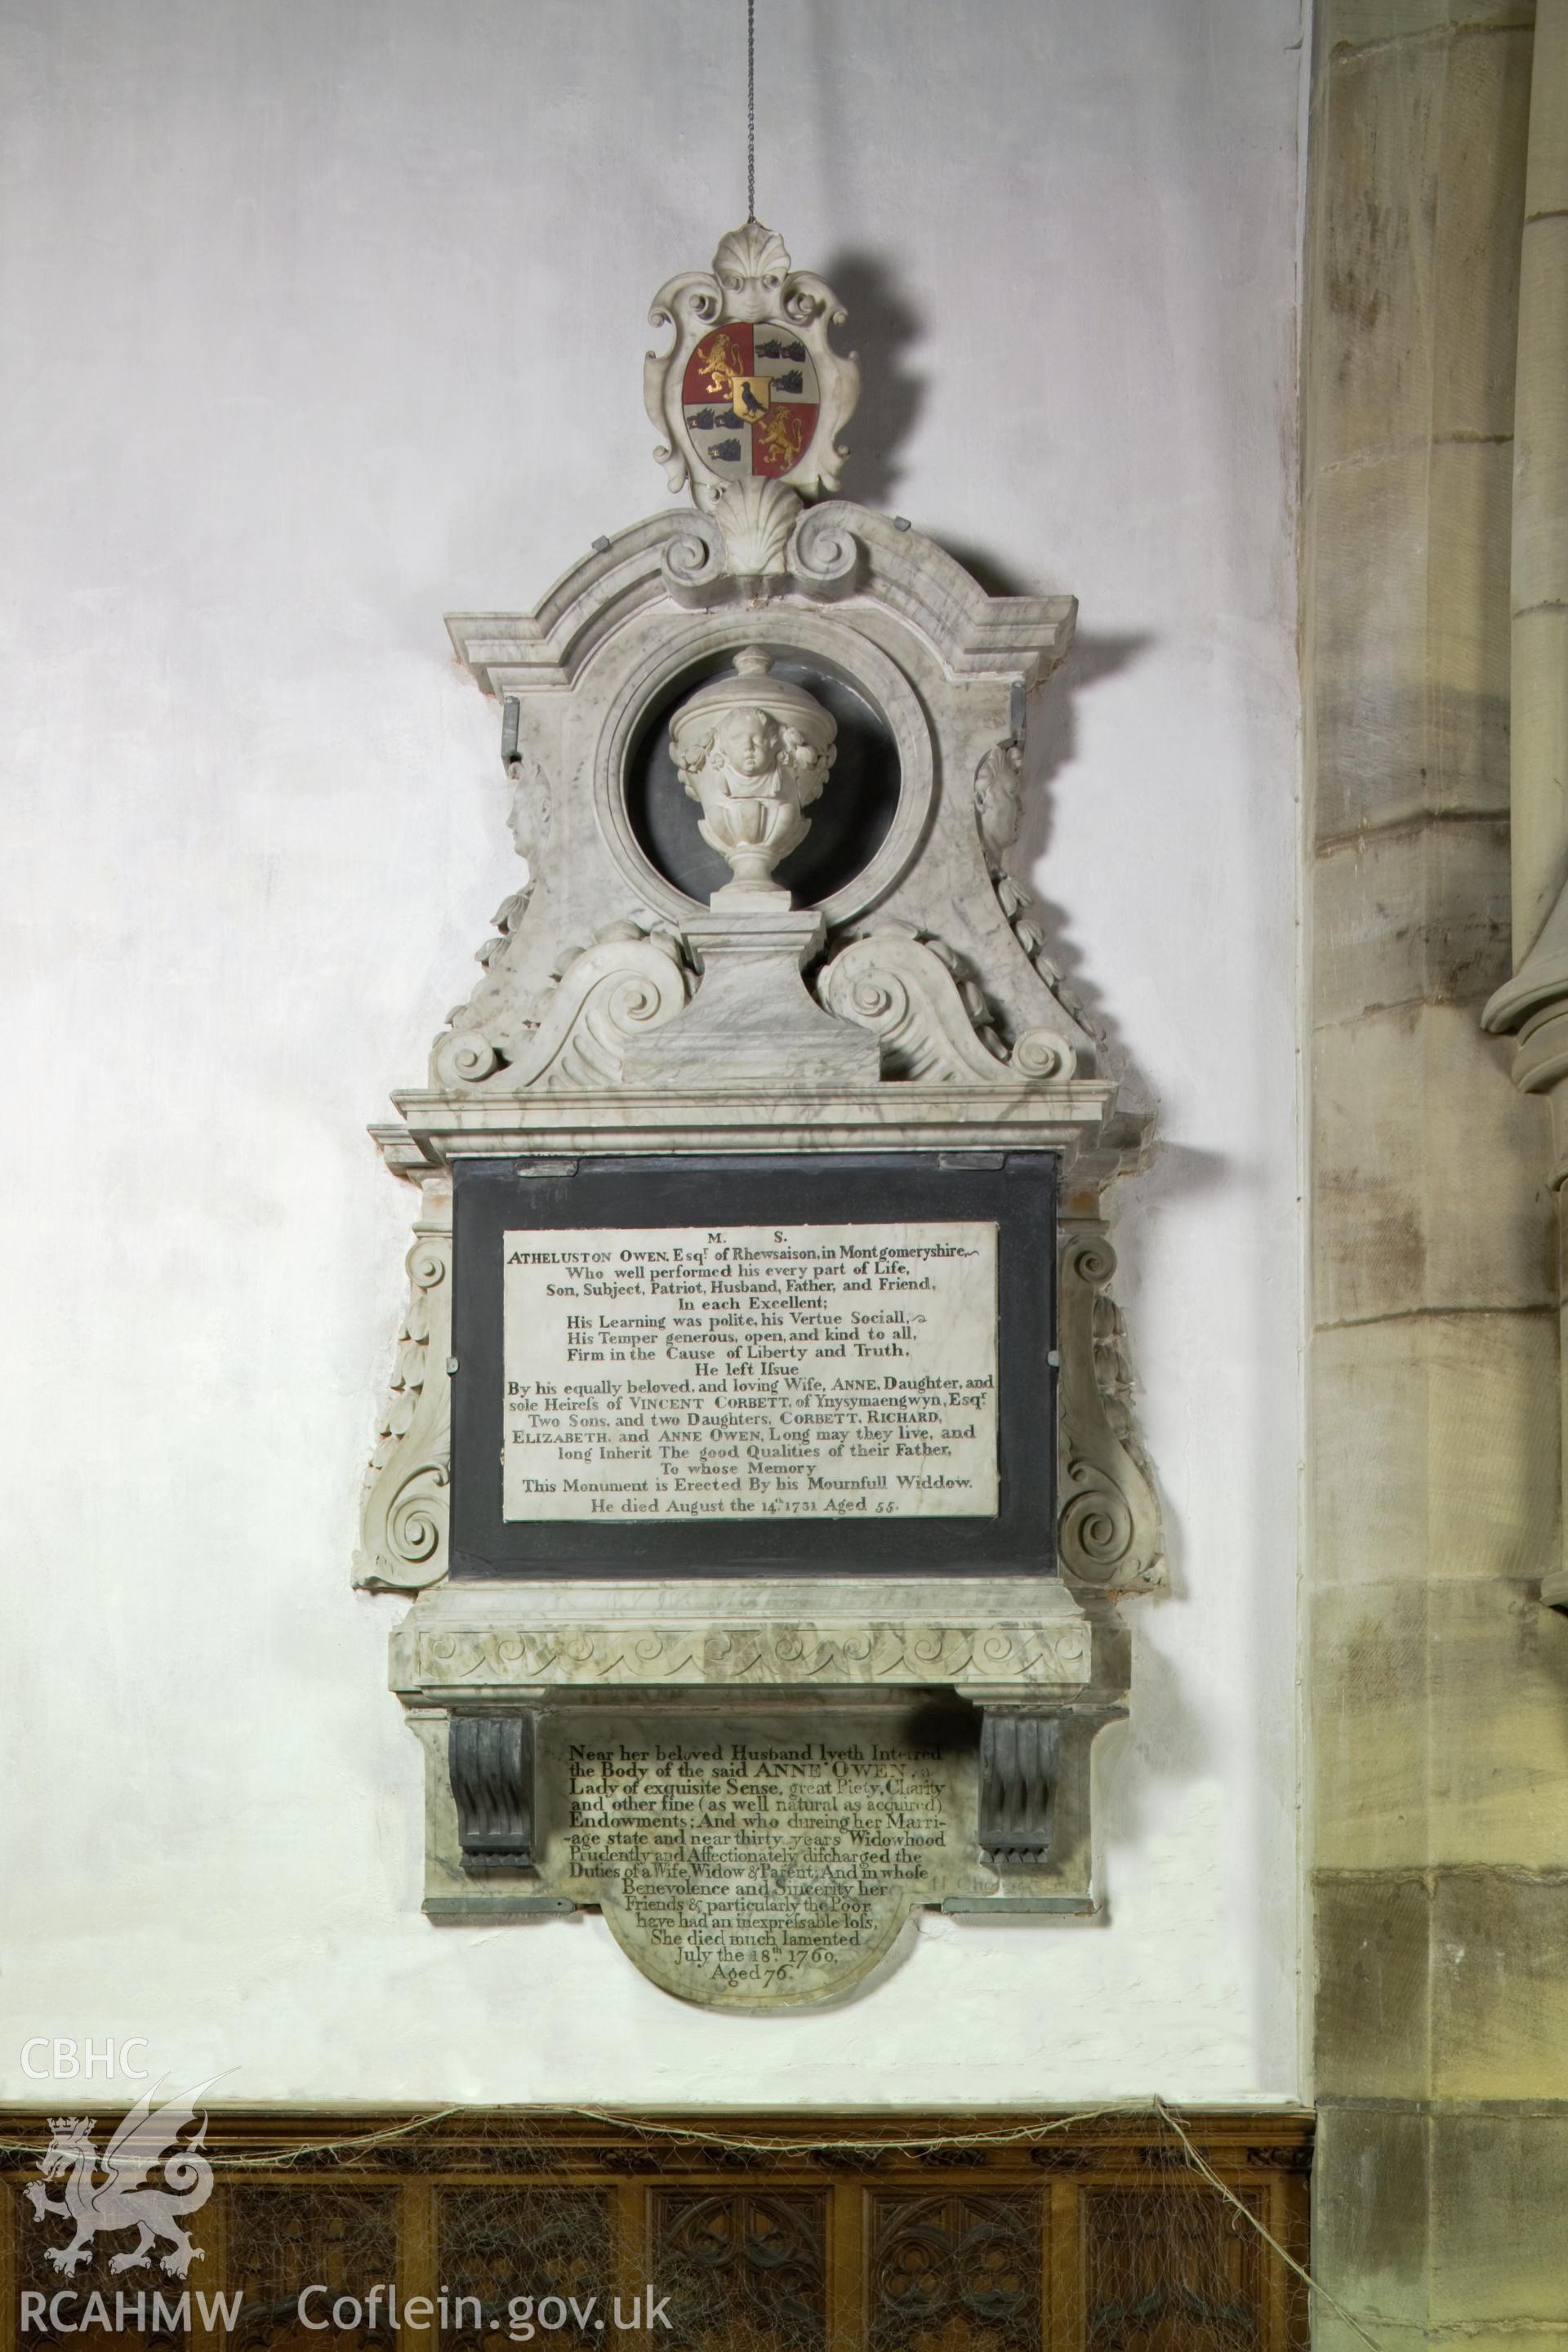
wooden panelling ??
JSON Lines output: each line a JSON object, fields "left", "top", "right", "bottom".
{"left": 1, "top": 2110, "right": 1311, "bottom": 2352}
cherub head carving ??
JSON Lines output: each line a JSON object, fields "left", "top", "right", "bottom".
{"left": 668, "top": 647, "right": 837, "bottom": 907}
{"left": 974, "top": 734, "right": 1025, "bottom": 867}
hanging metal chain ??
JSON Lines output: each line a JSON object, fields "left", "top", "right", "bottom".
{"left": 746, "top": 0, "right": 757, "bottom": 220}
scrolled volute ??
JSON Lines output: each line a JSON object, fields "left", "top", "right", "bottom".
{"left": 660, "top": 514, "right": 729, "bottom": 606}
{"left": 788, "top": 504, "right": 862, "bottom": 599}
{"left": 817, "top": 926, "right": 1076, "bottom": 1085}
{"left": 357, "top": 1204, "right": 452, "bottom": 1594}
{"left": 431, "top": 922, "right": 690, "bottom": 1093}
{"left": 1055, "top": 1228, "right": 1165, "bottom": 1593}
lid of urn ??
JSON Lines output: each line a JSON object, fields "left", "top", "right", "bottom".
{"left": 668, "top": 647, "right": 836, "bottom": 753}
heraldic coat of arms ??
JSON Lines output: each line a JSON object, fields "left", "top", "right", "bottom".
{"left": 644, "top": 216, "right": 858, "bottom": 575}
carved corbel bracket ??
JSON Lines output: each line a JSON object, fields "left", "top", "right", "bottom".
{"left": 448, "top": 1713, "right": 537, "bottom": 1875}
{"left": 355, "top": 1181, "right": 452, "bottom": 1594}
{"left": 959, "top": 1693, "right": 1128, "bottom": 1908}
{"left": 1056, "top": 1225, "right": 1166, "bottom": 1597}
{"left": 978, "top": 1708, "right": 1061, "bottom": 1868}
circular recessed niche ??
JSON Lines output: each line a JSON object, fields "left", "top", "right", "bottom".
{"left": 625, "top": 653, "right": 900, "bottom": 911}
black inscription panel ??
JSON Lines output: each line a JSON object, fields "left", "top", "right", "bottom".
{"left": 450, "top": 1152, "right": 1057, "bottom": 1577}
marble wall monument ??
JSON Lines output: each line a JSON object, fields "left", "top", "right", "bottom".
{"left": 363, "top": 219, "right": 1165, "bottom": 2008}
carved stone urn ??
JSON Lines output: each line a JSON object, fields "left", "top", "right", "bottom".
{"left": 668, "top": 646, "right": 836, "bottom": 907}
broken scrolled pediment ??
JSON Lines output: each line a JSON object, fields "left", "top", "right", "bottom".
{"left": 433, "top": 920, "right": 690, "bottom": 1091}
{"left": 817, "top": 924, "right": 1079, "bottom": 1085}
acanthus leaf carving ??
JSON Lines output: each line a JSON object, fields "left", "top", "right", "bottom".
{"left": 436, "top": 736, "right": 558, "bottom": 1082}
{"left": 816, "top": 924, "right": 1077, "bottom": 1085}
{"left": 355, "top": 1188, "right": 452, "bottom": 1594}
{"left": 1056, "top": 1226, "right": 1166, "bottom": 1594}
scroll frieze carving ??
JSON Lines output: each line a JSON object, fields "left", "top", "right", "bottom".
{"left": 404, "top": 1622, "right": 1092, "bottom": 1693}
{"left": 432, "top": 922, "right": 690, "bottom": 1091}
{"left": 356, "top": 1188, "right": 452, "bottom": 1595}
{"left": 817, "top": 925, "right": 1077, "bottom": 1085}
{"left": 1057, "top": 1228, "right": 1166, "bottom": 1594}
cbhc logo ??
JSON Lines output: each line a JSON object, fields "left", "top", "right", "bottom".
{"left": 20, "top": 2040, "right": 150, "bottom": 2079}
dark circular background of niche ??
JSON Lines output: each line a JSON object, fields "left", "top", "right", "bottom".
{"left": 624, "top": 653, "right": 900, "bottom": 907}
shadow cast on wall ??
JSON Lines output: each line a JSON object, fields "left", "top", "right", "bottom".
{"left": 817, "top": 250, "right": 1157, "bottom": 1082}
{"left": 808, "top": 253, "right": 1196, "bottom": 1185}
{"left": 821, "top": 246, "right": 925, "bottom": 509}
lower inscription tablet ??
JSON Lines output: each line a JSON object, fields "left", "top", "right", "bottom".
{"left": 502, "top": 1221, "right": 999, "bottom": 1522}
{"left": 539, "top": 1704, "right": 995, "bottom": 2008}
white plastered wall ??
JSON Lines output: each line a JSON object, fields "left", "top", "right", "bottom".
{"left": 0, "top": 0, "right": 1305, "bottom": 2104}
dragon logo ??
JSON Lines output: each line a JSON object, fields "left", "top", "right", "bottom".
{"left": 26, "top": 2082, "right": 215, "bottom": 2278}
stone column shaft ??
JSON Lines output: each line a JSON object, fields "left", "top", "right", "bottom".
{"left": 1511, "top": 0, "right": 1568, "bottom": 965}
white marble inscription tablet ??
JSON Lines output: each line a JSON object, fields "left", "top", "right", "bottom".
{"left": 502, "top": 1222, "right": 998, "bottom": 1522}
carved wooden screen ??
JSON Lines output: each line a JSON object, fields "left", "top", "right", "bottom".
{"left": 0, "top": 2109, "right": 1311, "bottom": 2352}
